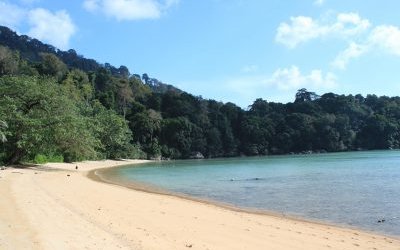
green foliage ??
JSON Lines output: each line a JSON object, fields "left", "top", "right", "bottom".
{"left": 62, "top": 69, "right": 94, "bottom": 103}
{"left": 92, "top": 102, "right": 135, "bottom": 159}
{"left": 0, "top": 76, "right": 99, "bottom": 164}
{"left": 2, "top": 28, "right": 400, "bottom": 164}
{"left": 0, "top": 46, "right": 19, "bottom": 75}
{"left": 37, "top": 53, "right": 68, "bottom": 81}
{"left": 33, "top": 154, "right": 64, "bottom": 164}
{"left": 33, "top": 154, "right": 47, "bottom": 164}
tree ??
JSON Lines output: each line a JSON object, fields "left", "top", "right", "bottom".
{"left": 117, "top": 79, "right": 134, "bottom": 118}
{"left": 295, "top": 88, "right": 319, "bottom": 102}
{"left": 284, "top": 113, "right": 315, "bottom": 152}
{"left": 356, "top": 114, "right": 399, "bottom": 149}
{"left": 0, "top": 46, "right": 19, "bottom": 76}
{"left": 117, "top": 65, "right": 130, "bottom": 78}
{"left": 92, "top": 102, "right": 137, "bottom": 159}
{"left": 62, "top": 69, "right": 94, "bottom": 104}
{"left": 0, "top": 76, "right": 98, "bottom": 164}
{"left": 160, "top": 117, "right": 194, "bottom": 158}
{"left": 37, "top": 53, "right": 68, "bottom": 81}
{"left": 128, "top": 109, "right": 163, "bottom": 158}
{"left": 0, "top": 120, "right": 7, "bottom": 143}
{"left": 249, "top": 98, "right": 270, "bottom": 117}
{"left": 142, "top": 73, "right": 149, "bottom": 84}
{"left": 239, "top": 115, "right": 272, "bottom": 155}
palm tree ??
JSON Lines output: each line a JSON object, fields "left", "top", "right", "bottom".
{"left": 0, "top": 120, "right": 7, "bottom": 143}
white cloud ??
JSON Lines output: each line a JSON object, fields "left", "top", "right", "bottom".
{"left": 332, "top": 42, "right": 368, "bottom": 69}
{"left": 275, "top": 12, "right": 400, "bottom": 70}
{"left": 333, "top": 12, "right": 371, "bottom": 36}
{"left": 83, "top": 0, "right": 99, "bottom": 12}
{"left": 220, "top": 66, "right": 338, "bottom": 106}
{"left": 267, "top": 66, "right": 337, "bottom": 90}
{"left": 227, "top": 66, "right": 337, "bottom": 95}
{"left": 369, "top": 25, "right": 400, "bottom": 56}
{"left": 332, "top": 25, "right": 400, "bottom": 69}
{"left": 276, "top": 12, "right": 370, "bottom": 48}
{"left": 83, "top": 0, "right": 179, "bottom": 21}
{"left": 105, "top": 0, "right": 160, "bottom": 20}
{"left": 314, "top": 0, "right": 325, "bottom": 6}
{"left": 0, "top": 1, "right": 26, "bottom": 30}
{"left": 276, "top": 16, "right": 323, "bottom": 48}
{"left": 28, "top": 8, "right": 76, "bottom": 49}
{"left": 0, "top": 1, "right": 76, "bottom": 49}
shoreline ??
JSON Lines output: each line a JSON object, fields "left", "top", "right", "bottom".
{"left": 1, "top": 159, "right": 400, "bottom": 249}
{"left": 92, "top": 165, "right": 400, "bottom": 240}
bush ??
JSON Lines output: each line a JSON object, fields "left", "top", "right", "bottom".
{"left": 48, "top": 154, "right": 64, "bottom": 163}
{"left": 33, "top": 154, "right": 47, "bottom": 164}
{"left": 33, "top": 154, "right": 64, "bottom": 164}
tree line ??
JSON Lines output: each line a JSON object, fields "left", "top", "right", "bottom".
{"left": 1, "top": 26, "right": 400, "bottom": 165}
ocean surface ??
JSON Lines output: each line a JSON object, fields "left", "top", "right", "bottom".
{"left": 100, "top": 151, "right": 400, "bottom": 236}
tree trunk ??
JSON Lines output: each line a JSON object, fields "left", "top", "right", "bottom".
{"left": 7, "top": 148, "right": 24, "bottom": 165}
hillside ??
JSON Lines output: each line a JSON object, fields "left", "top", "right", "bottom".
{"left": 1, "top": 25, "right": 400, "bottom": 165}
{"left": 0, "top": 26, "right": 180, "bottom": 94}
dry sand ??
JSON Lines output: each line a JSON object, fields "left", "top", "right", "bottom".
{"left": 1, "top": 160, "right": 399, "bottom": 250}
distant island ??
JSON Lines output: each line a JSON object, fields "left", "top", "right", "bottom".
{"left": 1, "top": 25, "right": 399, "bottom": 165}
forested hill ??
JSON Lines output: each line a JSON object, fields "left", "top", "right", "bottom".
{"left": 1, "top": 26, "right": 400, "bottom": 165}
{"left": 0, "top": 26, "right": 180, "bottom": 94}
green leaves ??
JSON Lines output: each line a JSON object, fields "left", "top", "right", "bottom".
{"left": 93, "top": 105, "right": 134, "bottom": 159}
{"left": 0, "top": 76, "right": 95, "bottom": 163}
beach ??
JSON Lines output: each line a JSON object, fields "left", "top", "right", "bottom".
{"left": 0, "top": 160, "right": 399, "bottom": 250}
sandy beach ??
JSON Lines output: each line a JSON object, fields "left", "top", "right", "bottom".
{"left": 1, "top": 160, "right": 399, "bottom": 250}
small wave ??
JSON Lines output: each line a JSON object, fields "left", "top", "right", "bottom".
{"left": 225, "top": 177, "right": 266, "bottom": 182}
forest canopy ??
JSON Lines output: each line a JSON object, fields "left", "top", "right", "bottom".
{"left": 1, "top": 25, "right": 400, "bottom": 165}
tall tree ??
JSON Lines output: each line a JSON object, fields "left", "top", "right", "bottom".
{"left": 117, "top": 79, "right": 134, "bottom": 118}
{"left": 0, "top": 120, "right": 7, "bottom": 143}
{"left": 37, "top": 53, "right": 68, "bottom": 81}
{"left": 0, "top": 76, "right": 98, "bottom": 164}
{"left": 0, "top": 45, "right": 19, "bottom": 76}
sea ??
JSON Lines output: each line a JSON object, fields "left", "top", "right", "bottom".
{"left": 99, "top": 150, "right": 400, "bottom": 236}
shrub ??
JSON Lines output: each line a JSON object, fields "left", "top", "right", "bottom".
{"left": 33, "top": 154, "right": 47, "bottom": 164}
{"left": 33, "top": 154, "right": 64, "bottom": 164}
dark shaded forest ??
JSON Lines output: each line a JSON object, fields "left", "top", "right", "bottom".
{"left": 1, "top": 25, "right": 400, "bottom": 165}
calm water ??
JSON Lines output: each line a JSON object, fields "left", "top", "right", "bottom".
{"left": 102, "top": 151, "right": 400, "bottom": 236}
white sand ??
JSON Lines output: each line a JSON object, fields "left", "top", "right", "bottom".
{"left": 0, "top": 160, "right": 399, "bottom": 250}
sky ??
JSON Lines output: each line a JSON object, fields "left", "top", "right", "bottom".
{"left": 1, "top": 0, "right": 400, "bottom": 107}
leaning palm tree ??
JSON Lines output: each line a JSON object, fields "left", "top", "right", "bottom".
{"left": 0, "top": 120, "right": 7, "bottom": 143}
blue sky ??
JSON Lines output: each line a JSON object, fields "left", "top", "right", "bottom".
{"left": 1, "top": 0, "right": 400, "bottom": 107}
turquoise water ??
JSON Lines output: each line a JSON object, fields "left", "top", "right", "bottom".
{"left": 103, "top": 151, "right": 400, "bottom": 236}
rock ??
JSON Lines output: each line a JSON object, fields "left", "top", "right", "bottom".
{"left": 190, "top": 152, "right": 204, "bottom": 159}
{"left": 67, "top": 174, "right": 70, "bottom": 177}
{"left": 377, "top": 219, "right": 385, "bottom": 223}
